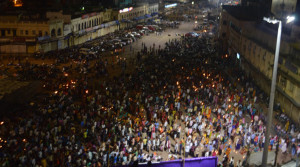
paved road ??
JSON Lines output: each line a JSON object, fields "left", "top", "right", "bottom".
{"left": 122, "top": 22, "right": 195, "bottom": 59}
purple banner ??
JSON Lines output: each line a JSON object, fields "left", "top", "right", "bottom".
{"left": 123, "top": 157, "right": 218, "bottom": 167}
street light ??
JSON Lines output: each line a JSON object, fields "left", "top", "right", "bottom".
{"left": 261, "top": 15, "right": 295, "bottom": 167}
{"left": 287, "top": 16, "right": 295, "bottom": 23}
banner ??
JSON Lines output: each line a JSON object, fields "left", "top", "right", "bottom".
{"left": 123, "top": 157, "right": 218, "bottom": 167}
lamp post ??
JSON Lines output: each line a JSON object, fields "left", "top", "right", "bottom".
{"left": 261, "top": 15, "right": 295, "bottom": 167}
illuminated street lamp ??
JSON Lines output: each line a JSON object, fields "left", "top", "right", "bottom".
{"left": 261, "top": 15, "right": 295, "bottom": 167}
{"left": 287, "top": 16, "right": 295, "bottom": 23}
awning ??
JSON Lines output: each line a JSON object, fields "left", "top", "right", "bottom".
{"left": 38, "top": 36, "right": 50, "bottom": 41}
{"left": 133, "top": 16, "right": 145, "bottom": 21}
{"left": 64, "top": 33, "right": 73, "bottom": 40}
{"left": 145, "top": 14, "right": 151, "bottom": 18}
{"left": 79, "top": 30, "right": 86, "bottom": 35}
{"left": 101, "top": 21, "right": 117, "bottom": 28}
{"left": 151, "top": 12, "right": 158, "bottom": 16}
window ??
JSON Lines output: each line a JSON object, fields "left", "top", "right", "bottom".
{"left": 222, "top": 32, "right": 226, "bottom": 37}
{"left": 13, "top": 30, "right": 16, "bottom": 36}
{"left": 1, "top": 30, "right": 5, "bottom": 36}
{"left": 280, "top": 77, "right": 287, "bottom": 88}
{"left": 78, "top": 24, "right": 81, "bottom": 30}
{"left": 45, "top": 31, "right": 48, "bottom": 36}
{"left": 295, "top": 87, "right": 300, "bottom": 100}
{"left": 263, "top": 52, "right": 266, "bottom": 61}
{"left": 223, "top": 20, "right": 227, "bottom": 25}
{"left": 289, "top": 82, "right": 294, "bottom": 92}
{"left": 38, "top": 31, "right": 42, "bottom": 36}
{"left": 32, "top": 30, "right": 36, "bottom": 35}
{"left": 7, "top": 30, "right": 11, "bottom": 34}
{"left": 51, "top": 29, "right": 56, "bottom": 37}
{"left": 57, "top": 28, "right": 61, "bottom": 36}
{"left": 25, "top": 30, "right": 28, "bottom": 35}
{"left": 20, "top": 30, "right": 23, "bottom": 35}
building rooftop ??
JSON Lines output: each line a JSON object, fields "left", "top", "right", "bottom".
{"left": 0, "top": 13, "right": 49, "bottom": 22}
{"left": 222, "top": 5, "right": 267, "bottom": 21}
{"left": 295, "top": 0, "right": 300, "bottom": 26}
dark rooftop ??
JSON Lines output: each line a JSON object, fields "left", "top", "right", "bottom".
{"left": 222, "top": 5, "right": 267, "bottom": 21}
{"left": 295, "top": 0, "right": 300, "bottom": 25}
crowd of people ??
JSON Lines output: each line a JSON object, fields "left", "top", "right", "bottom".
{"left": 0, "top": 24, "right": 299, "bottom": 167}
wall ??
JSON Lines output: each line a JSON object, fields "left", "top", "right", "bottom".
{"left": 0, "top": 44, "right": 26, "bottom": 53}
{"left": 219, "top": 8, "right": 300, "bottom": 123}
{"left": 149, "top": 3, "right": 159, "bottom": 14}
{"left": 49, "top": 19, "right": 64, "bottom": 38}
{"left": 118, "top": 5, "right": 148, "bottom": 21}
{"left": 241, "top": 53, "right": 300, "bottom": 123}
{"left": 0, "top": 18, "right": 50, "bottom": 54}
{"left": 71, "top": 12, "right": 102, "bottom": 33}
{"left": 46, "top": 10, "right": 71, "bottom": 24}
{"left": 0, "top": 20, "right": 49, "bottom": 38}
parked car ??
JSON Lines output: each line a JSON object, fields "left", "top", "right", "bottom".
{"left": 185, "top": 32, "right": 199, "bottom": 37}
{"left": 79, "top": 48, "right": 96, "bottom": 56}
{"left": 131, "top": 32, "right": 141, "bottom": 38}
{"left": 147, "top": 25, "right": 156, "bottom": 31}
{"left": 121, "top": 38, "right": 133, "bottom": 45}
{"left": 136, "top": 25, "right": 144, "bottom": 30}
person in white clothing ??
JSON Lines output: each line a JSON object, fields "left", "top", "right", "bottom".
{"left": 281, "top": 142, "right": 287, "bottom": 154}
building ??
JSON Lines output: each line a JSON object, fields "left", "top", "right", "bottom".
{"left": 219, "top": 5, "right": 300, "bottom": 122}
{"left": 0, "top": 13, "right": 62, "bottom": 54}
{"left": 113, "top": 0, "right": 133, "bottom": 8}
{"left": 39, "top": 9, "right": 119, "bottom": 51}
{"left": 241, "top": 0, "right": 272, "bottom": 12}
{"left": 0, "top": 9, "right": 121, "bottom": 54}
{"left": 115, "top": 3, "right": 159, "bottom": 29}
{"left": 0, "top": 2, "right": 159, "bottom": 54}
{"left": 271, "top": 0, "right": 298, "bottom": 18}
{"left": 68, "top": 9, "right": 119, "bottom": 46}
{"left": 36, "top": 11, "right": 71, "bottom": 52}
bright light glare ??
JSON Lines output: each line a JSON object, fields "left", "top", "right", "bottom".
{"left": 263, "top": 17, "right": 280, "bottom": 24}
{"left": 287, "top": 16, "right": 295, "bottom": 23}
